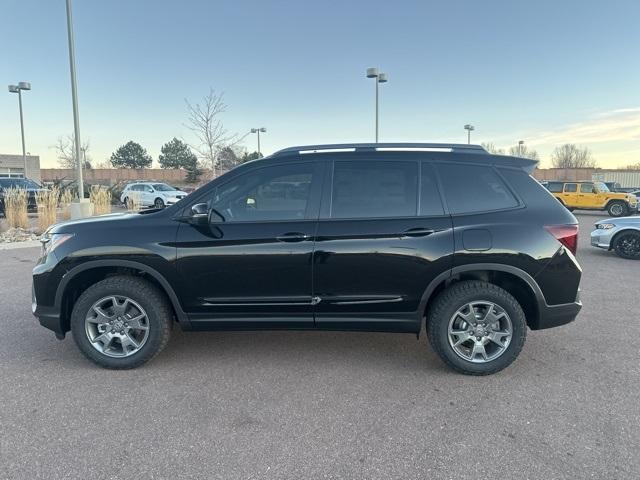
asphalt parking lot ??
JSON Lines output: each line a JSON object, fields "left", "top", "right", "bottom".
{"left": 0, "top": 212, "right": 638, "bottom": 480}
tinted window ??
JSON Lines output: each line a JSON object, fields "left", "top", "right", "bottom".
{"left": 438, "top": 164, "right": 518, "bottom": 214}
{"left": 420, "top": 162, "right": 444, "bottom": 216}
{"left": 580, "top": 183, "right": 594, "bottom": 193}
{"left": 331, "top": 160, "right": 417, "bottom": 218}
{"left": 211, "top": 163, "right": 314, "bottom": 222}
{"left": 547, "top": 182, "right": 564, "bottom": 193}
{"left": 564, "top": 184, "right": 577, "bottom": 193}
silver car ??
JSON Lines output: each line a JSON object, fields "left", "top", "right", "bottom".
{"left": 591, "top": 216, "right": 640, "bottom": 259}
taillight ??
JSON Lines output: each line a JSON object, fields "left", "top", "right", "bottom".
{"left": 544, "top": 224, "right": 578, "bottom": 255}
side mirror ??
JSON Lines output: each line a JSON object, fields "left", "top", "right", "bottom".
{"left": 188, "top": 203, "right": 209, "bottom": 225}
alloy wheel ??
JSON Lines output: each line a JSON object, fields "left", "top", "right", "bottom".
{"left": 447, "top": 301, "right": 513, "bottom": 363}
{"left": 85, "top": 295, "right": 150, "bottom": 358}
{"left": 617, "top": 234, "right": 640, "bottom": 258}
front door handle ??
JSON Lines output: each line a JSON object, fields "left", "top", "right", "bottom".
{"left": 401, "top": 227, "right": 436, "bottom": 238}
{"left": 276, "top": 232, "right": 311, "bottom": 242}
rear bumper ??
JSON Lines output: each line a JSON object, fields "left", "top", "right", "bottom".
{"left": 534, "top": 292, "right": 582, "bottom": 330}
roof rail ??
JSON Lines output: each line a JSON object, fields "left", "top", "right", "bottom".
{"left": 272, "top": 143, "right": 486, "bottom": 156}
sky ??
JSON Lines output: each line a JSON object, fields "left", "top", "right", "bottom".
{"left": 1, "top": 0, "right": 639, "bottom": 169}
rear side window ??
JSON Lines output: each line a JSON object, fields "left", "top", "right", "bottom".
{"left": 580, "top": 183, "right": 594, "bottom": 193}
{"left": 331, "top": 160, "right": 417, "bottom": 218}
{"left": 564, "top": 184, "right": 577, "bottom": 193}
{"left": 438, "top": 164, "right": 518, "bottom": 214}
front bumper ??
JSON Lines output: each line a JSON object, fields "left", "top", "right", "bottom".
{"left": 32, "top": 283, "right": 65, "bottom": 339}
{"left": 590, "top": 229, "right": 614, "bottom": 249}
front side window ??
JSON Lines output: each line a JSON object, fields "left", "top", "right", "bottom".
{"left": 546, "top": 182, "right": 564, "bottom": 193}
{"left": 580, "top": 183, "right": 594, "bottom": 193}
{"left": 438, "top": 163, "right": 518, "bottom": 214}
{"left": 153, "top": 183, "right": 176, "bottom": 191}
{"left": 210, "top": 163, "right": 314, "bottom": 222}
{"left": 331, "top": 160, "right": 418, "bottom": 219}
{"left": 564, "top": 183, "right": 577, "bottom": 193}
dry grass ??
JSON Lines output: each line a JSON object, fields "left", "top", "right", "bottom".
{"left": 4, "top": 187, "right": 29, "bottom": 229}
{"left": 35, "top": 187, "right": 60, "bottom": 233}
{"left": 90, "top": 186, "right": 112, "bottom": 215}
{"left": 59, "top": 189, "right": 75, "bottom": 220}
{"left": 125, "top": 191, "right": 142, "bottom": 211}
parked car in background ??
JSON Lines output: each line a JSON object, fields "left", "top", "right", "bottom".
{"left": 119, "top": 182, "right": 188, "bottom": 209}
{"left": 591, "top": 217, "right": 640, "bottom": 259}
{"left": 33, "top": 143, "right": 582, "bottom": 375}
{"left": 0, "top": 178, "right": 48, "bottom": 216}
{"left": 546, "top": 181, "right": 638, "bottom": 217}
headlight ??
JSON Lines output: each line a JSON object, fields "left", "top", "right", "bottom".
{"left": 40, "top": 233, "right": 74, "bottom": 257}
{"left": 596, "top": 223, "right": 615, "bottom": 230}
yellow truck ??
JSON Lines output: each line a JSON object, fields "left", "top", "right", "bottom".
{"left": 546, "top": 181, "right": 638, "bottom": 217}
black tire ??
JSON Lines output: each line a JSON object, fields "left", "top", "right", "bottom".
{"left": 607, "top": 201, "right": 628, "bottom": 217}
{"left": 70, "top": 276, "right": 172, "bottom": 369}
{"left": 426, "top": 281, "right": 527, "bottom": 376}
{"left": 154, "top": 198, "right": 165, "bottom": 209}
{"left": 123, "top": 197, "right": 130, "bottom": 209}
{"left": 613, "top": 231, "right": 640, "bottom": 260}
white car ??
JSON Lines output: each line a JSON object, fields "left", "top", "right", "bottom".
{"left": 120, "top": 182, "right": 188, "bottom": 209}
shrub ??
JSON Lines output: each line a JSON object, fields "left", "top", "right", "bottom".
{"left": 90, "top": 186, "right": 112, "bottom": 215}
{"left": 35, "top": 187, "right": 60, "bottom": 233}
{"left": 4, "top": 188, "right": 29, "bottom": 229}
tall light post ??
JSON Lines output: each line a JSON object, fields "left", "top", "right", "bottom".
{"left": 366, "top": 68, "right": 388, "bottom": 142}
{"left": 8, "top": 82, "right": 31, "bottom": 177}
{"left": 464, "top": 124, "right": 475, "bottom": 144}
{"left": 518, "top": 140, "right": 525, "bottom": 156}
{"left": 65, "top": 0, "right": 84, "bottom": 201}
{"left": 250, "top": 127, "right": 266, "bottom": 157}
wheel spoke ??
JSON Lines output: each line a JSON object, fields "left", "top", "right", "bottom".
{"left": 88, "top": 305, "right": 112, "bottom": 323}
{"left": 120, "top": 333, "right": 140, "bottom": 353}
{"left": 487, "top": 330, "right": 510, "bottom": 347}
{"left": 457, "top": 305, "right": 477, "bottom": 324}
{"left": 449, "top": 329, "right": 472, "bottom": 346}
{"left": 126, "top": 314, "right": 148, "bottom": 330}
{"left": 93, "top": 332, "right": 113, "bottom": 350}
{"left": 470, "top": 342, "right": 488, "bottom": 361}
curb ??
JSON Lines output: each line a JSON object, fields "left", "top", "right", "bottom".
{"left": 0, "top": 240, "right": 41, "bottom": 251}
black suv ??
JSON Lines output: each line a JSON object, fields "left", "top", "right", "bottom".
{"left": 32, "top": 144, "right": 582, "bottom": 375}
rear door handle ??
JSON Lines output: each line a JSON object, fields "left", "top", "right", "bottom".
{"left": 401, "top": 227, "right": 436, "bottom": 237}
{"left": 276, "top": 232, "right": 311, "bottom": 242}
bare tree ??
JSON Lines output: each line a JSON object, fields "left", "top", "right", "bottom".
{"left": 184, "top": 88, "right": 247, "bottom": 177}
{"left": 551, "top": 144, "right": 597, "bottom": 168}
{"left": 53, "top": 134, "right": 91, "bottom": 169}
{"left": 620, "top": 162, "right": 640, "bottom": 170}
{"left": 508, "top": 144, "right": 540, "bottom": 160}
{"left": 481, "top": 142, "right": 505, "bottom": 155}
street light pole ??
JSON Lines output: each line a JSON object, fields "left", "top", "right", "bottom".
{"left": 250, "top": 128, "right": 266, "bottom": 157}
{"left": 8, "top": 82, "right": 31, "bottom": 177}
{"left": 518, "top": 140, "right": 524, "bottom": 156}
{"left": 366, "top": 68, "right": 388, "bottom": 143}
{"left": 464, "top": 124, "right": 475, "bottom": 144}
{"left": 65, "top": 0, "right": 84, "bottom": 200}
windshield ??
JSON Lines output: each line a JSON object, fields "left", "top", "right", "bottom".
{"left": 152, "top": 183, "right": 176, "bottom": 191}
{"left": 595, "top": 182, "right": 610, "bottom": 192}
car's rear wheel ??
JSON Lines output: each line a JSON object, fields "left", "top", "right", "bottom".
{"left": 613, "top": 231, "right": 640, "bottom": 259}
{"left": 607, "top": 201, "right": 628, "bottom": 217}
{"left": 427, "top": 281, "right": 527, "bottom": 375}
{"left": 70, "top": 276, "right": 172, "bottom": 369}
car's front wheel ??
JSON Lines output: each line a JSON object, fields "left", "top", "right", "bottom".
{"left": 427, "top": 281, "right": 527, "bottom": 375}
{"left": 613, "top": 231, "right": 640, "bottom": 259}
{"left": 154, "top": 198, "right": 165, "bottom": 209}
{"left": 607, "top": 201, "right": 628, "bottom": 217}
{"left": 70, "top": 276, "right": 172, "bottom": 369}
